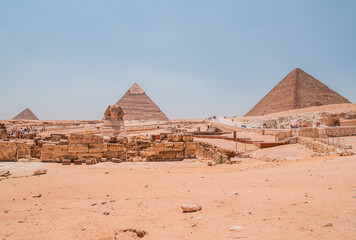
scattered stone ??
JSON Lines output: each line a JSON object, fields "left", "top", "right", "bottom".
{"left": 103, "top": 212, "right": 110, "bottom": 215}
{"left": 121, "top": 229, "right": 147, "bottom": 238}
{"left": 0, "top": 170, "right": 11, "bottom": 177}
{"left": 33, "top": 194, "right": 42, "bottom": 198}
{"left": 105, "top": 172, "right": 109, "bottom": 174}
{"left": 181, "top": 204, "right": 202, "bottom": 213}
{"left": 110, "top": 200, "right": 116, "bottom": 203}
{"left": 112, "top": 158, "right": 122, "bottom": 163}
{"left": 18, "top": 221, "right": 25, "bottom": 223}
{"left": 81, "top": 228, "right": 86, "bottom": 231}
{"left": 230, "top": 226, "right": 243, "bottom": 231}
{"left": 91, "top": 203, "right": 97, "bottom": 206}
{"left": 101, "top": 202, "right": 107, "bottom": 205}
{"left": 336, "top": 148, "right": 354, "bottom": 156}
{"left": 207, "top": 161, "right": 216, "bottom": 166}
{"left": 34, "top": 169, "right": 47, "bottom": 175}
{"left": 4, "top": 209, "right": 9, "bottom": 213}
{"left": 233, "top": 191, "right": 239, "bottom": 195}
{"left": 85, "top": 160, "right": 92, "bottom": 165}
{"left": 100, "top": 158, "right": 107, "bottom": 162}
{"left": 323, "top": 223, "right": 333, "bottom": 227}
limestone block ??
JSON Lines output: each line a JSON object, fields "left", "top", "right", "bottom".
{"left": 107, "top": 143, "right": 123, "bottom": 152}
{"left": 86, "top": 160, "right": 92, "bottom": 165}
{"left": 58, "top": 139, "right": 69, "bottom": 145}
{"left": 68, "top": 144, "right": 89, "bottom": 153}
{"left": 77, "top": 153, "right": 103, "bottom": 161}
{"left": 88, "top": 144, "right": 103, "bottom": 153}
{"left": 185, "top": 149, "right": 196, "bottom": 158}
{"left": 42, "top": 144, "right": 56, "bottom": 151}
{"left": 172, "top": 134, "right": 183, "bottom": 142}
{"left": 173, "top": 142, "right": 185, "bottom": 152}
{"left": 154, "top": 142, "right": 165, "bottom": 148}
{"left": 74, "top": 160, "right": 83, "bottom": 165}
{"left": 104, "top": 151, "right": 119, "bottom": 160}
{"left": 100, "top": 158, "right": 107, "bottom": 162}
{"left": 182, "top": 135, "right": 193, "bottom": 142}
{"left": 162, "top": 151, "right": 176, "bottom": 160}
{"left": 54, "top": 145, "right": 69, "bottom": 153}
{"left": 62, "top": 159, "right": 71, "bottom": 165}
{"left": 185, "top": 142, "right": 197, "bottom": 150}
{"left": 112, "top": 158, "right": 122, "bottom": 163}
{"left": 176, "top": 151, "right": 185, "bottom": 159}
{"left": 41, "top": 152, "right": 54, "bottom": 161}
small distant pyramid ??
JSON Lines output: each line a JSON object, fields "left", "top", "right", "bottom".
{"left": 12, "top": 108, "right": 39, "bottom": 120}
{"left": 114, "top": 83, "right": 169, "bottom": 121}
{"left": 245, "top": 68, "right": 350, "bottom": 116}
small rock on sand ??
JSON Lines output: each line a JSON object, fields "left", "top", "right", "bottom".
{"left": 322, "top": 223, "right": 333, "bottom": 227}
{"left": 181, "top": 204, "right": 202, "bottom": 213}
{"left": 103, "top": 212, "right": 110, "bottom": 215}
{"left": 230, "top": 226, "right": 243, "bottom": 231}
{"left": 0, "top": 170, "right": 11, "bottom": 177}
{"left": 34, "top": 169, "right": 47, "bottom": 175}
{"left": 121, "top": 229, "right": 147, "bottom": 238}
{"left": 33, "top": 194, "right": 42, "bottom": 198}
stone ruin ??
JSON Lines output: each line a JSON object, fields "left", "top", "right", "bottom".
{"left": 0, "top": 131, "right": 197, "bottom": 164}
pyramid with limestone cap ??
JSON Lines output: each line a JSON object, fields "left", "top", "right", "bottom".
{"left": 245, "top": 68, "right": 350, "bottom": 116}
{"left": 114, "top": 83, "right": 169, "bottom": 121}
{"left": 12, "top": 108, "right": 39, "bottom": 120}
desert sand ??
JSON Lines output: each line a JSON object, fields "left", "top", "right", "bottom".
{"left": 1, "top": 155, "right": 355, "bottom": 240}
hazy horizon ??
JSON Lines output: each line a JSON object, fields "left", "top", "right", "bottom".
{"left": 1, "top": 0, "right": 355, "bottom": 120}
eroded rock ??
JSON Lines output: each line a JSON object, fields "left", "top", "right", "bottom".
{"left": 181, "top": 204, "right": 202, "bottom": 213}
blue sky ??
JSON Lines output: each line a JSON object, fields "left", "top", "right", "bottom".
{"left": 0, "top": 0, "right": 355, "bottom": 120}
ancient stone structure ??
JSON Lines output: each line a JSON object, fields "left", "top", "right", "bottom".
{"left": 114, "top": 83, "right": 169, "bottom": 121}
{"left": 0, "top": 132, "right": 197, "bottom": 162}
{"left": 12, "top": 108, "right": 39, "bottom": 120}
{"left": 101, "top": 105, "right": 125, "bottom": 137}
{"left": 245, "top": 68, "right": 350, "bottom": 116}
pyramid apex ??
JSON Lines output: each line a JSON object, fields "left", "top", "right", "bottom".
{"left": 129, "top": 83, "right": 145, "bottom": 94}
{"left": 12, "top": 108, "right": 39, "bottom": 120}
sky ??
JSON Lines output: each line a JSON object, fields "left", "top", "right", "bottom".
{"left": 0, "top": 0, "right": 355, "bottom": 120}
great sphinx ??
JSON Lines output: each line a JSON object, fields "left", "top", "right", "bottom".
{"left": 101, "top": 105, "right": 125, "bottom": 136}
{"left": 104, "top": 105, "right": 124, "bottom": 121}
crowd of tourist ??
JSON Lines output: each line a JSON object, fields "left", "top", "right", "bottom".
{"left": 10, "top": 126, "right": 47, "bottom": 136}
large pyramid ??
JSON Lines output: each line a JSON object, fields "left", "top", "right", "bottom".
{"left": 12, "top": 108, "right": 39, "bottom": 120}
{"left": 114, "top": 83, "right": 169, "bottom": 121}
{"left": 245, "top": 68, "right": 350, "bottom": 116}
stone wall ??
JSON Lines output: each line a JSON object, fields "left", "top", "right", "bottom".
{"left": 340, "top": 120, "right": 356, "bottom": 127}
{"left": 0, "top": 132, "right": 197, "bottom": 162}
{"left": 298, "top": 128, "right": 319, "bottom": 138}
{"left": 297, "top": 137, "right": 336, "bottom": 154}
{"left": 324, "top": 126, "right": 356, "bottom": 137}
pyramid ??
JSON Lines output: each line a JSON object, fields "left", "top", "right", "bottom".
{"left": 12, "top": 108, "right": 39, "bottom": 120}
{"left": 114, "top": 83, "right": 169, "bottom": 121}
{"left": 245, "top": 68, "right": 350, "bottom": 116}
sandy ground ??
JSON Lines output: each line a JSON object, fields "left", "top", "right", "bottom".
{"left": 1, "top": 155, "right": 355, "bottom": 240}
{"left": 250, "top": 144, "right": 315, "bottom": 161}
